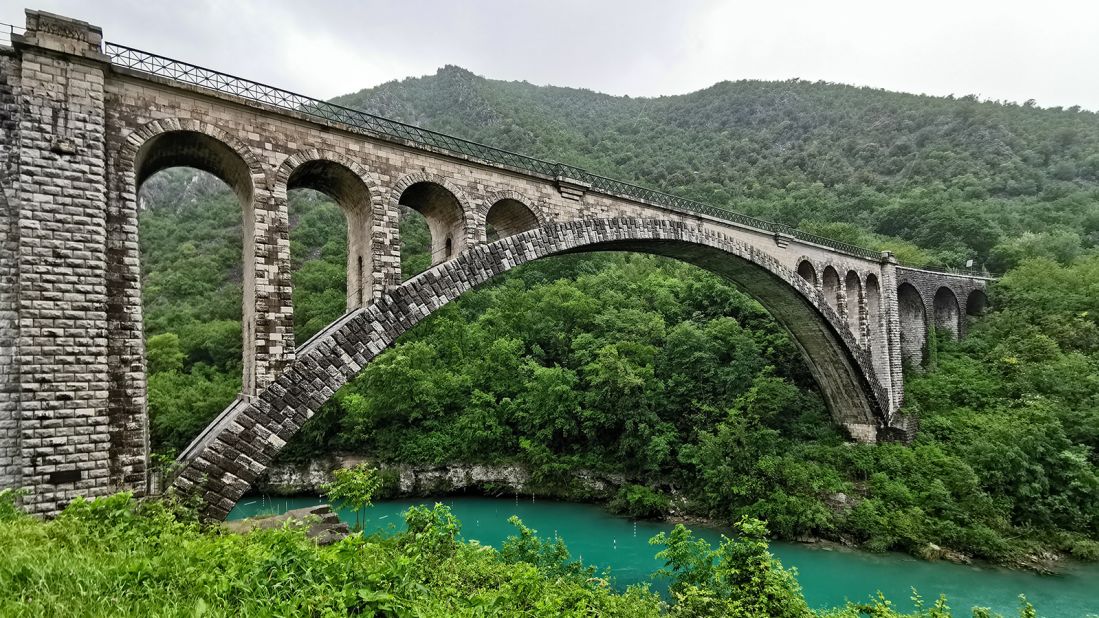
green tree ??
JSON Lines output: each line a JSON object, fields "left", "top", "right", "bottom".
{"left": 321, "top": 464, "right": 382, "bottom": 531}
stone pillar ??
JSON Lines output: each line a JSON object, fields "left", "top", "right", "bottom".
{"left": 375, "top": 190, "right": 402, "bottom": 293}
{"left": 250, "top": 190, "right": 294, "bottom": 395}
{"left": 836, "top": 278, "right": 849, "bottom": 326}
{"left": 879, "top": 251, "right": 903, "bottom": 415}
{"left": 10, "top": 11, "right": 113, "bottom": 514}
{"left": 0, "top": 55, "right": 22, "bottom": 494}
{"left": 103, "top": 82, "right": 148, "bottom": 495}
{"left": 859, "top": 285, "right": 871, "bottom": 349}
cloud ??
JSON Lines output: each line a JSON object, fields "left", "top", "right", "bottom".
{"left": 2, "top": 0, "right": 1097, "bottom": 109}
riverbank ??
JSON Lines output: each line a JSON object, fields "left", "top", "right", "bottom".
{"left": 255, "top": 455, "right": 1076, "bottom": 574}
{"left": 228, "top": 494, "right": 1099, "bottom": 616}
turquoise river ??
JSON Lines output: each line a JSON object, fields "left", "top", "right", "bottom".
{"left": 229, "top": 496, "right": 1098, "bottom": 616}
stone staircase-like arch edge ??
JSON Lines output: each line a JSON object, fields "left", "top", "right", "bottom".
{"left": 173, "top": 218, "right": 895, "bottom": 520}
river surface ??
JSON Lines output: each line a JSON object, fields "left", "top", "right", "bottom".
{"left": 229, "top": 495, "right": 1098, "bottom": 616}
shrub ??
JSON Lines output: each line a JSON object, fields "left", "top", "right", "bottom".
{"left": 609, "top": 483, "right": 672, "bottom": 518}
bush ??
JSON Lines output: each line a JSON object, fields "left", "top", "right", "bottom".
{"left": 609, "top": 484, "right": 672, "bottom": 518}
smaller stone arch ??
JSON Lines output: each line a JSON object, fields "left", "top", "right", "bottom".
{"left": 933, "top": 286, "right": 961, "bottom": 340}
{"left": 898, "top": 283, "right": 927, "bottom": 367}
{"left": 120, "top": 118, "right": 266, "bottom": 200}
{"left": 845, "top": 270, "right": 863, "bottom": 342}
{"left": 821, "top": 265, "right": 842, "bottom": 314}
{"left": 391, "top": 172, "right": 476, "bottom": 269}
{"left": 965, "top": 289, "right": 989, "bottom": 317}
{"left": 479, "top": 189, "right": 546, "bottom": 242}
{"left": 796, "top": 258, "right": 818, "bottom": 285}
{"left": 119, "top": 118, "right": 275, "bottom": 395}
{"left": 274, "top": 149, "right": 384, "bottom": 310}
{"left": 864, "top": 274, "right": 890, "bottom": 384}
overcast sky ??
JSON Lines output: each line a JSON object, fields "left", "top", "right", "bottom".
{"left": 4, "top": 0, "right": 1098, "bottom": 110}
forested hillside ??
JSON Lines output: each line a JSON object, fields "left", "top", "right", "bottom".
{"left": 141, "top": 71, "right": 1099, "bottom": 567}
{"left": 336, "top": 69, "right": 1099, "bottom": 271}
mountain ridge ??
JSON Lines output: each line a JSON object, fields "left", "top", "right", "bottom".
{"left": 330, "top": 65, "right": 1099, "bottom": 271}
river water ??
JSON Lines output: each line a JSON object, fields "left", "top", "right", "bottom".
{"left": 229, "top": 495, "right": 1098, "bottom": 616}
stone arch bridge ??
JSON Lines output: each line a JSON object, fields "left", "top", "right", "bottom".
{"left": 0, "top": 11, "right": 991, "bottom": 516}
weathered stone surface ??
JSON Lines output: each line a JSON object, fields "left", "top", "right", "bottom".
{"left": 224, "top": 503, "right": 350, "bottom": 545}
{"left": 256, "top": 454, "right": 623, "bottom": 498}
{"left": 0, "top": 9, "right": 990, "bottom": 516}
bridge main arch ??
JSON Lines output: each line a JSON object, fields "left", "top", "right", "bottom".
{"left": 174, "top": 218, "right": 894, "bottom": 519}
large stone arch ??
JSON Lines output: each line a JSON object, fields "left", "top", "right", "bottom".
{"left": 391, "top": 172, "right": 477, "bottom": 270}
{"left": 273, "top": 149, "right": 385, "bottom": 310}
{"left": 173, "top": 218, "right": 894, "bottom": 520}
{"left": 103, "top": 118, "right": 271, "bottom": 493}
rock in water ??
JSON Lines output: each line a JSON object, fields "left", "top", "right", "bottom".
{"left": 224, "top": 504, "right": 351, "bottom": 545}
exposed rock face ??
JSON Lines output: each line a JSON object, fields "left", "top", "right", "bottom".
{"left": 224, "top": 503, "right": 350, "bottom": 545}
{"left": 255, "top": 455, "right": 624, "bottom": 499}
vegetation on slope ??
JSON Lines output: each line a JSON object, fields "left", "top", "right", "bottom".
{"left": 335, "top": 69, "right": 1099, "bottom": 271}
{"left": 139, "top": 72, "right": 1099, "bottom": 567}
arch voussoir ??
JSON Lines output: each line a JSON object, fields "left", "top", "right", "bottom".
{"left": 173, "top": 217, "right": 893, "bottom": 519}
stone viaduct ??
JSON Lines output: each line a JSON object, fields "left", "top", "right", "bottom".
{"left": 0, "top": 11, "right": 991, "bottom": 517}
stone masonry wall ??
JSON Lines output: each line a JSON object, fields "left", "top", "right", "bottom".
{"left": 896, "top": 266, "right": 989, "bottom": 341}
{"left": 103, "top": 80, "right": 148, "bottom": 496}
{"left": 0, "top": 52, "right": 20, "bottom": 491}
{"left": 11, "top": 13, "right": 113, "bottom": 514}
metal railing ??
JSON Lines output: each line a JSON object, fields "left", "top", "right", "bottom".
{"left": 104, "top": 41, "right": 963, "bottom": 265}
{"left": 0, "top": 22, "right": 25, "bottom": 46}
{"left": 898, "top": 263, "right": 996, "bottom": 279}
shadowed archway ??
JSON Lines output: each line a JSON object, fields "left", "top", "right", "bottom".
{"left": 797, "top": 259, "right": 817, "bottom": 285}
{"left": 966, "top": 289, "right": 989, "bottom": 317}
{"left": 898, "top": 283, "right": 927, "bottom": 367}
{"left": 933, "top": 287, "right": 961, "bottom": 340}
{"left": 174, "top": 218, "right": 894, "bottom": 519}
{"left": 485, "top": 198, "right": 540, "bottom": 241}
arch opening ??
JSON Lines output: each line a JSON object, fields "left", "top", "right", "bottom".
{"left": 136, "top": 131, "right": 253, "bottom": 205}
{"left": 898, "top": 283, "right": 927, "bottom": 368}
{"left": 485, "top": 198, "right": 539, "bottom": 242}
{"left": 797, "top": 259, "right": 817, "bottom": 285}
{"left": 933, "top": 287, "right": 961, "bottom": 341}
{"left": 966, "top": 289, "right": 989, "bottom": 317}
{"left": 864, "top": 274, "right": 890, "bottom": 396}
{"left": 865, "top": 274, "right": 882, "bottom": 349}
{"left": 176, "top": 222, "right": 895, "bottom": 519}
{"left": 135, "top": 130, "right": 254, "bottom": 456}
{"left": 285, "top": 160, "right": 374, "bottom": 342}
{"left": 398, "top": 182, "right": 466, "bottom": 273}
{"left": 845, "top": 271, "right": 862, "bottom": 342}
{"left": 822, "top": 266, "right": 841, "bottom": 314}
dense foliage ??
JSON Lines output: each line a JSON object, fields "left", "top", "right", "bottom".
{"left": 0, "top": 490, "right": 1041, "bottom": 617}
{"left": 138, "top": 71, "right": 1099, "bottom": 568}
